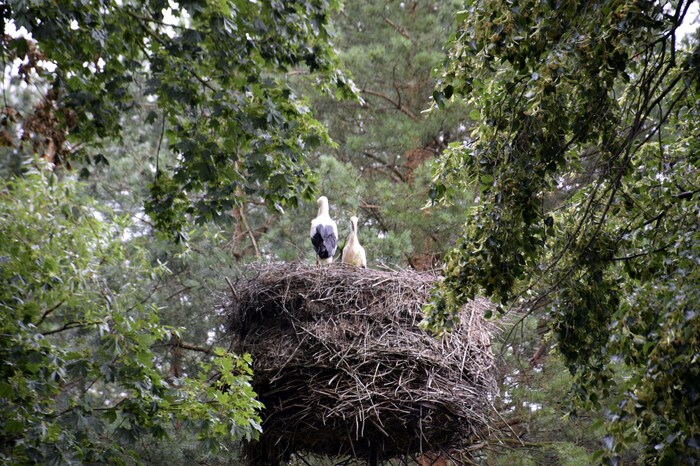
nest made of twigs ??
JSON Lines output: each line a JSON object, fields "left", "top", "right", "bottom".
{"left": 225, "top": 262, "right": 497, "bottom": 465}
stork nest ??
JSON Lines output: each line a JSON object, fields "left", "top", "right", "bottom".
{"left": 225, "top": 262, "right": 497, "bottom": 465}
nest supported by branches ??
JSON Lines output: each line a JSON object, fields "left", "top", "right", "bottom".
{"left": 225, "top": 262, "right": 497, "bottom": 465}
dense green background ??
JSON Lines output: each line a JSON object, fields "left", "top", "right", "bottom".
{"left": 1, "top": 0, "right": 698, "bottom": 464}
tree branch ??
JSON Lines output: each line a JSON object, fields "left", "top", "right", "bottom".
{"left": 43, "top": 320, "right": 104, "bottom": 336}
{"left": 225, "top": 276, "right": 238, "bottom": 299}
{"left": 360, "top": 150, "right": 406, "bottom": 182}
{"left": 360, "top": 89, "right": 419, "bottom": 121}
{"left": 611, "top": 242, "right": 674, "bottom": 261}
{"left": 163, "top": 286, "right": 192, "bottom": 302}
{"left": 37, "top": 300, "right": 65, "bottom": 326}
{"left": 382, "top": 16, "right": 411, "bottom": 41}
{"left": 172, "top": 340, "right": 214, "bottom": 355}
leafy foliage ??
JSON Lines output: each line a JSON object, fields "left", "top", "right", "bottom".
{"left": 3, "top": 0, "right": 356, "bottom": 236}
{"left": 425, "top": 0, "right": 699, "bottom": 461}
{"left": 0, "top": 168, "right": 261, "bottom": 464}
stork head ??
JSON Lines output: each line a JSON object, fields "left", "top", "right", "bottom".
{"left": 317, "top": 196, "right": 329, "bottom": 216}
{"left": 350, "top": 216, "right": 358, "bottom": 232}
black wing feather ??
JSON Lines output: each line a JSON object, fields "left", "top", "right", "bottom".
{"left": 311, "top": 224, "right": 337, "bottom": 259}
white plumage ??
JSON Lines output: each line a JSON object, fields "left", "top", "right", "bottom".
{"left": 341, "top": 216, "right": 367, "bottom": 268}
{"left": 310, "top": 196, "right": 338, "bottom": 265}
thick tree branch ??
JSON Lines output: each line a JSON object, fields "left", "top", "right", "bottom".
{"left": 239, "top": 204, "right": 261, "bottom": 257}
{"left": 382, "top": 16, "right": 411, "bottom": 40}
{"left": 171, "top": 340, "right": 214, "bottom": 355}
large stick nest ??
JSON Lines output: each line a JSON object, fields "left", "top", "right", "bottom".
{"left": 225, "top": 262, "right": 497, "bottom": 464}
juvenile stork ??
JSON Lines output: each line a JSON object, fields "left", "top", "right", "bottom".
{"left": 310, "top": 196, "right": 338, "bottom": 265}
{"left": 341, "top": 216, "right": 367, "bottom": 268}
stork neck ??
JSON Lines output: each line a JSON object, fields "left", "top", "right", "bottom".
{"left": 317, "top": 200, "right": 329, "bottom": 217}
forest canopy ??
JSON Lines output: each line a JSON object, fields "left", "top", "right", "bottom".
{"left": 2, "top": 0, "right": 355, "bottom": 237}
{"left": 1, "top": 0, "right": 699, "bottom": 464}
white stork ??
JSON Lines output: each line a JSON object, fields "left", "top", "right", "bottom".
{"left": 310, "top": 196, "right": 338, "bottom": 265}
{"left": 341, "top": 216, "right": 367, "bottom": 268}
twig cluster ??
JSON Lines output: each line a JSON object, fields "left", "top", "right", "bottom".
{"left": 225, "top": 262, "right": 497, "bottom": 465}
